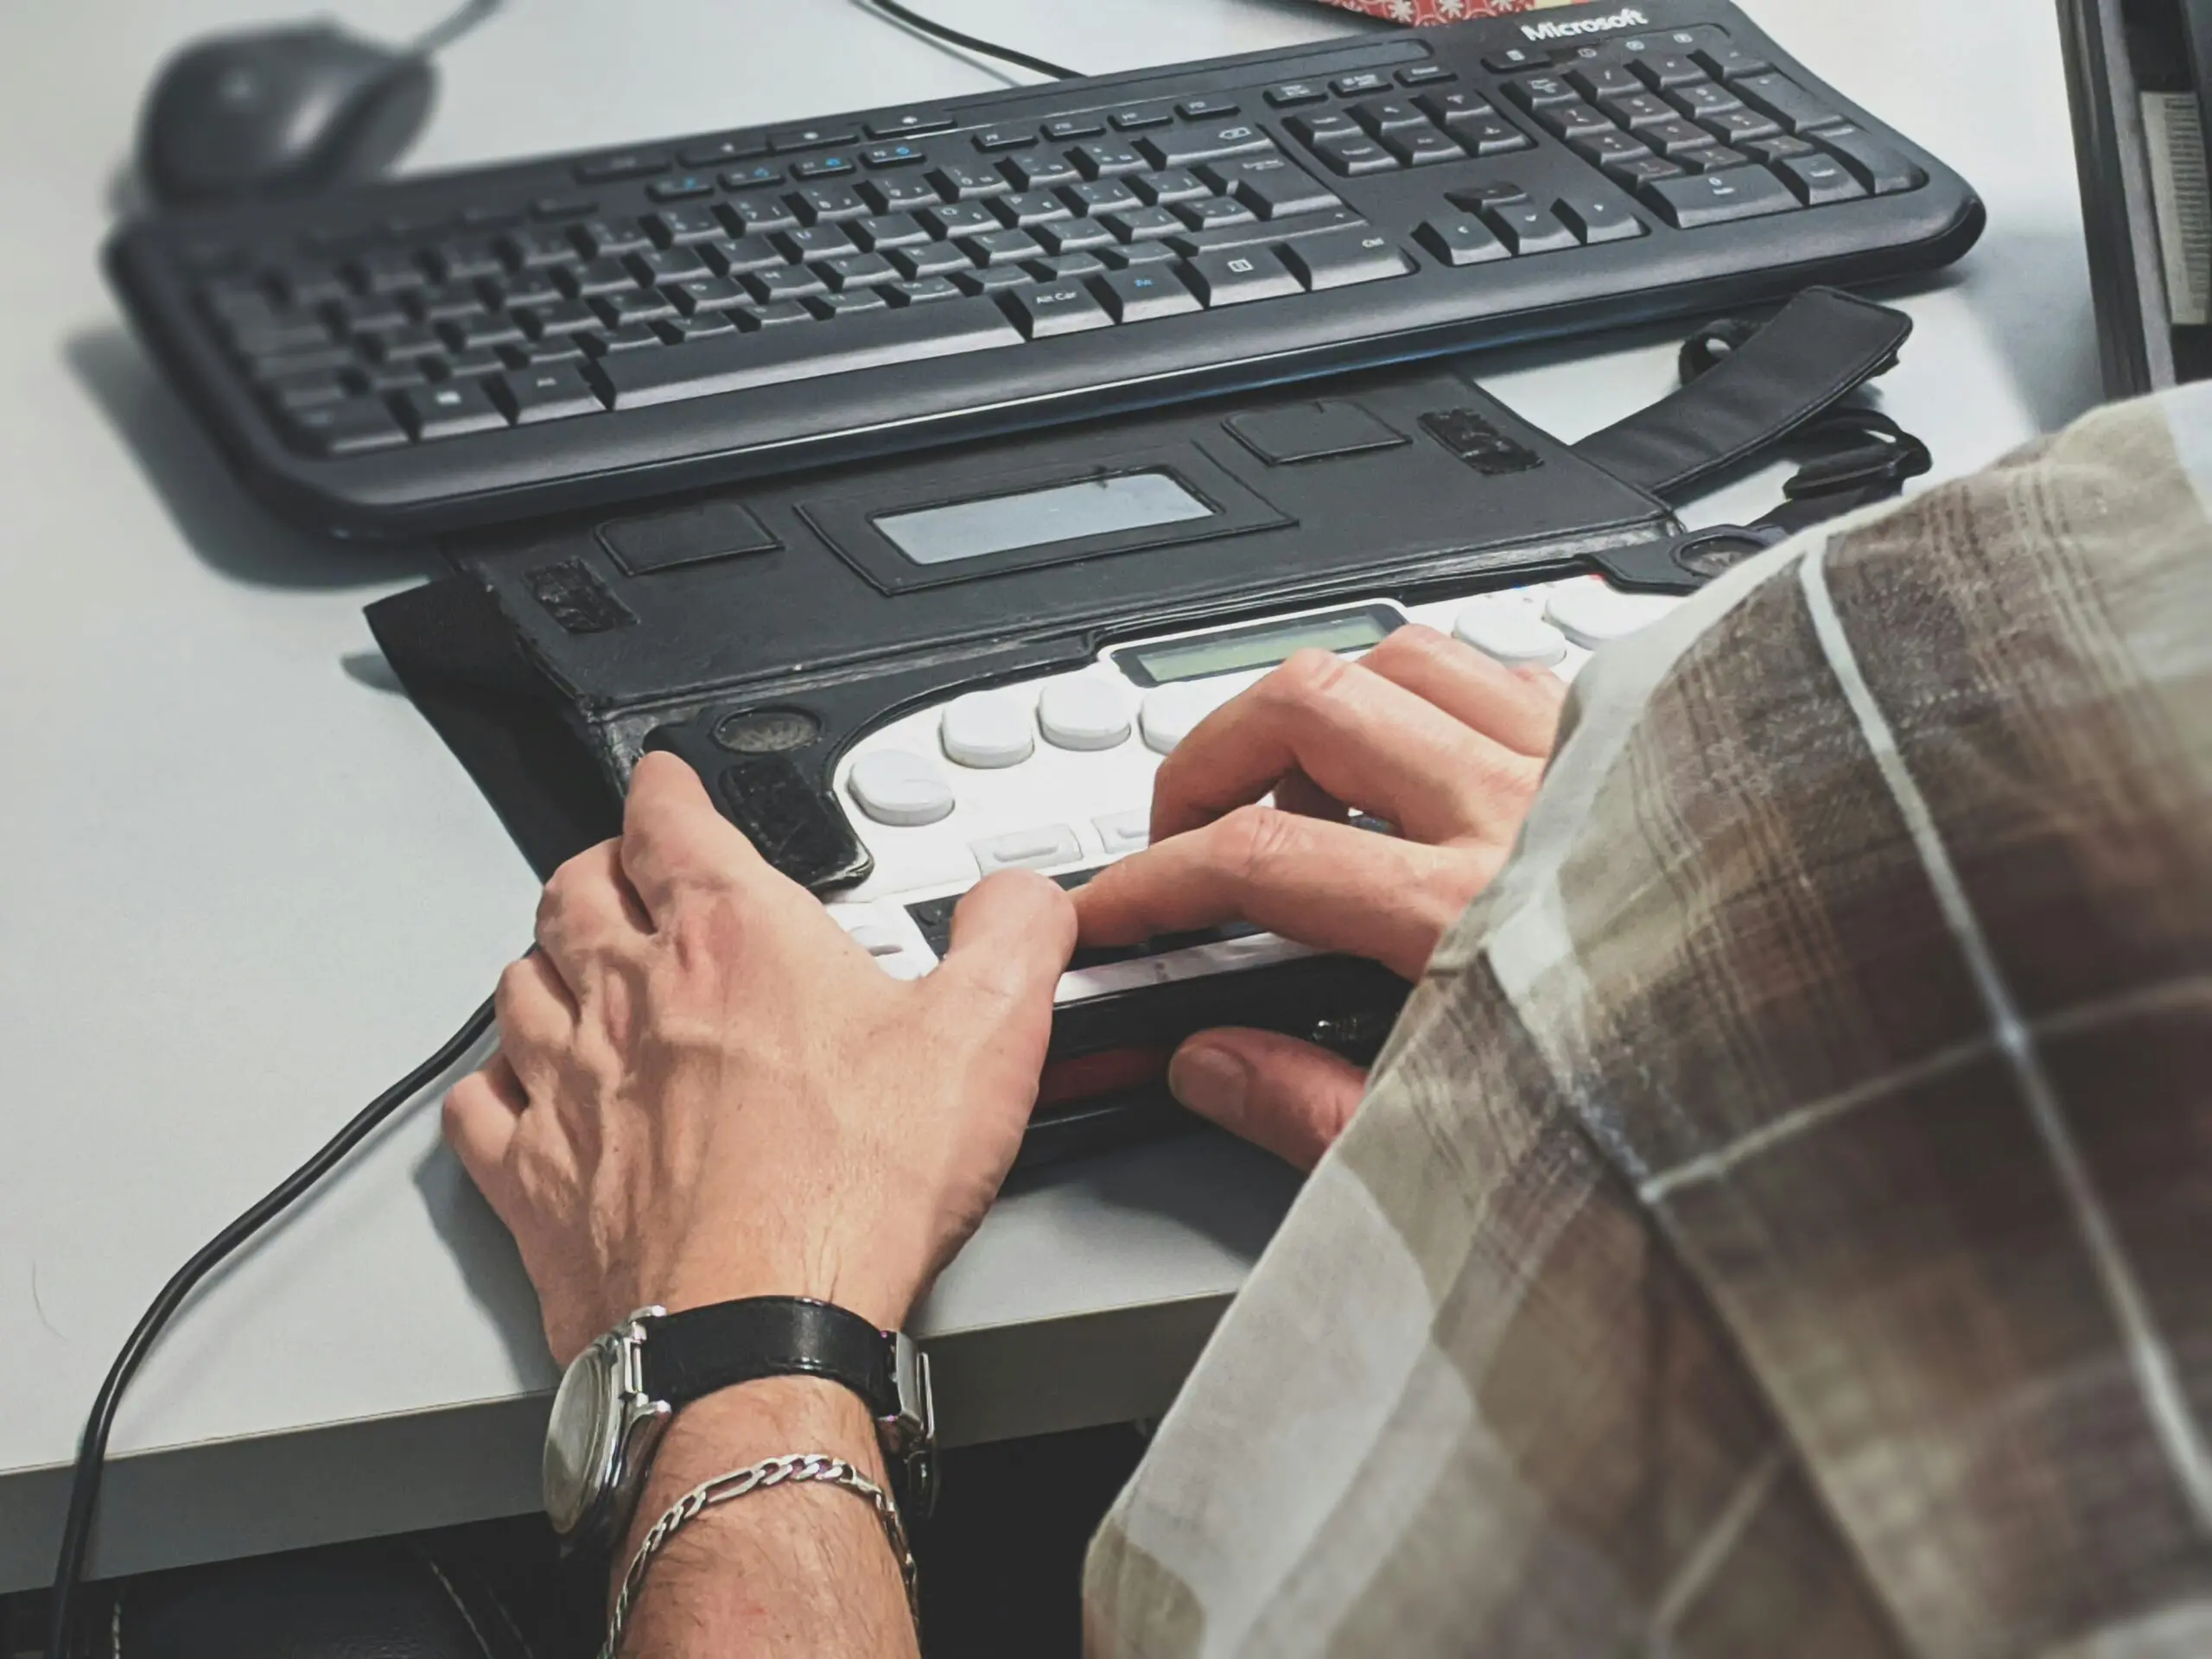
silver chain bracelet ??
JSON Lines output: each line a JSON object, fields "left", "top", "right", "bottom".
{"left": 599, "top": 1452, "right": 918, "bottom": 1659}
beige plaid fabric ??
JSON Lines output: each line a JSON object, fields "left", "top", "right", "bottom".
{"left": 1082, "top": 382, "right": 2212, "bottom": 1658}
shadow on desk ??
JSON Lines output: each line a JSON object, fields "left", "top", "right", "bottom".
{"left": 65, "top": 327, "right": 448, "bottom": 592}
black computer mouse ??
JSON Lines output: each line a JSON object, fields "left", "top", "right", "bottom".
{"left": 137, "top": 24, "right": 435, "bottom": 207}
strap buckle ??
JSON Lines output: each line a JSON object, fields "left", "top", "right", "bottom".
{"left": 877, "top": 1332, "right": 938, "bottom": 1521}
{"left": 1783, "top": 412, "right": 1933, "bottom": 502}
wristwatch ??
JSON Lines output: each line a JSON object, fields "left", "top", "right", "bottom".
{"left": 542, "top": 1296, "right": 936, "bottom": 1546}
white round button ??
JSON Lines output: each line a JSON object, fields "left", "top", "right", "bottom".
{"left": 848, "top": 750, "right": 956, "bottom": 826}
{"left": 1452, "top": 599, "right": 1568, "bottom": 667}
{"left": 1038, "top": 679, "right": 1133, "bottom": 751}
{"left": 939, "top": 691, "right": 1033, "bottom": 769}
{"left": 1141, "top": 684, "right": 1214, "bottom": 755}
{"left": 1543, "top": 581, "right": 1678, "bottom": 650}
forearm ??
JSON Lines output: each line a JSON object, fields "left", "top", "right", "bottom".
{"left": 612, "top": 1379, "right": 919, "bottom": 1659}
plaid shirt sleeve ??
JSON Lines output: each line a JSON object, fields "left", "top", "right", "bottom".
{"left": 1083, "top": 380, "right": 2212, "bottom": 1658}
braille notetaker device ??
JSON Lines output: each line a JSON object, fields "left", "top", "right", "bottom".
{"left": 373, "top": 288, "right": 1922, "bottom": 1159}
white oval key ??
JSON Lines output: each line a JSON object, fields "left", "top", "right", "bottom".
{"left": 1543, "top": 581, "right": 1678, "bottom": 650}
{"left": 1452, "top": 598, "right": 1568, "bottom": 667}
{"left": 1141, "top": 684, "right": 1214, "bottom": 755}
{"left": 848, "top": 750, "right": 956, "bottom": 826}
{"left": 940, "top": 690, "right": 1033, "bottom": 769}
{"left": 1038, "top": 678, "right": 1133, "bottom": 751}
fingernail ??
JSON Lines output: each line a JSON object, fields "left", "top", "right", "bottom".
{"left": 1168, "top": 1041, "right": 1248, "bottom": 1129}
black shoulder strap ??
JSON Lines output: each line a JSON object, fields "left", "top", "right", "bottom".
{"left": 1573, "top": 286, "right": 1916, "bottom": 502}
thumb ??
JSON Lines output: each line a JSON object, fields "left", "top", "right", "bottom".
{"left": 1167, "top": 1029, "right": 1367, "bottom": 1171}
{"left": 934, "top": 870, "right": 1077, "bottom": 1015}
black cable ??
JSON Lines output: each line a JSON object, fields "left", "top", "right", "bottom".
{"left": 44, "top": 995, "right": 499, "bottom": 1659}
{"left": 864, "top": 0, "right": 1079, "bottom": 79}
{"left": 410, "top": 0, "right": 503, "bottom": 58}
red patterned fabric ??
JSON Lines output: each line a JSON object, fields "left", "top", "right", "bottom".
{"left": 1313, "top": 0, "right": 1583, "bottom": 23}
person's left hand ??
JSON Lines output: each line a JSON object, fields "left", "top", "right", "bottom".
{"left": 442, "top": 753, "right": 1076, "bottom": 1362}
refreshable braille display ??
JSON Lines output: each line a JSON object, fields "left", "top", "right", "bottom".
{"left": 111, "top": 0, "right": 1981, "bottom": 537}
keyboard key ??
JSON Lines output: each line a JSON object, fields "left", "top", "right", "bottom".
{"left": 1643, "top": 117, "right": 1720, "bottom": 158}
{"left": 1697, "top": 45, "right": 1774, "bottom": 81}
{"left": 1817, "top": 125, "right": 1928, "bottom": 195}
{"left": 348, "top": 249, "right": 427, "bottom": 293}
{"left": 519, "top": 300, "right": 599, "bottom": 337}
{"left": 867, "top": 112, "right": 954, "bottom": 139}
{"left": 860, "top": 175, "right": 941, "bottom": 213}
{"left": 1638, "top": 165, "right": 1800, "bottom": 227}
{"left": 1044, "top": 116, "right": 1106, "bottom": 141}
{"left": 1178, "top": 97, "right": 1240, "bottom": 120}
{"left": 1090, "top": 265, "right": 1201, "bottom": 321}
{"left": 746, "top": 300, "right": 812, "bottom": 327}
{"left": 958, "top": 265, "right": 1036, "bottom": 295}
{"left": 1417, "top": 90, "right": 1498, "bottom": 129}
{"left": 1681, "top": 146, "right": 1752, "bottom": 174}
{"left": 1111, "top": 105, "right": 1174, "bottom": 131}
{"left": 1484, "top": 202, "right": 1580, "bottom": 255}
{"left": 1133, "top": 168, "right": 1209, "bottom": 205}
{"left": 1606, "top": 155, "right": 1687, "bottom": 188}
{"left": 973, "top": 126, "right": 1036, "bottom": 151}
{"left": 667, "top": 275, "right": 751, "bottom": 314}
{"left": 501, "top": 227, "right": 581, "bottom": 269}
{"left": 971, "top": 825, "right": 1084, "bottom": 874}
{"left": 849, "top": 751, "right": 955, "bottom": 826}
{"left": 1351, "top": 99, "right": 1430, "bottom": 136}
{"left": 679, "top": 135, "right": 769, "bottom": 168}
{"left": 411, "top": 281, "right": 486, "bottom": 323}
{"left": 771, "top": 124, "right": 859, "bottom": 152}
{"left": 1265, "top": 80, "right": 1327, "bottom": 108}
{"left": 532, "top": 195, "right": 598, "bottom": 220}
{"left": 1182, "top": 247, "right": 1301, "bottom": 306}
{"left": 1005, "top": 150, "right": 1082, "bottom": 190}
{"left": 1035, "top": 250, "right": 1109, "bottom": 279}
{"left": 1415, "top": 214, "right": 1510, "bottom": 266}
{"left": 1062, "top": 179, "right": 1141, "bottom": 216}
{"left": 923, "top": 200, "right": 1001, "bottom": 238}
{"left": 594, "top": 289, "right": 678, "bottom": 327}
{"left": 813, "top": 289, "right": 891, "bottom": 317}
{"left": 1703, "top": 108, "right": 1783, "bottom": 147}
{"left": 1746, "top": 135, "right": 1820, "bottom": 164}
{"left": 1396, "top": 64, "right": 1454, "bottom": 87}
{"left": 281, "top": 396, "right": 409, "bottom": 454}
{"left": 1168, "top": 206, "right": 1368, "bottom": 257}
{"left": 1002, "top": 279, "right": 1114, "bottom": 338}
{"left": 430, "top": 238, "right": 505, "bottom": 281}
{"left": 1458, "top": 118, "right": 1535, "bottom": 158}
{"left": 1035, "top": 218, "right": 1117, "bottom": 256}
{"left": 1448, "top": 181, "right": 1532, "bottom": 212}
{"left": 793, "top": 184, "right": 872, "bottom": 225}
{"left": 1331, "top": 72, "right": 1389, "bottom": 97}
{"left": 1142, "top": 123, "right": 1274, "bottom": 168}
{"left": 1537, "top": 100, "right": 1615, "bottom": 141}
{"left": 575, "top": 150, "right": 669, "bottom": 182}
{"left": 649, "top": 173, "right": 717, "bottom": 202}
{"left": 1554, "top": 195, "right": 1649, "bottom": 245}
{"left": 1573, "top": 130, "right": 1658, "bottom": 169}
{"left": 855, "top": 212, "right": 931, "bottom": 250}
{"left": 582, "top": 325, "right": 664, "bottom": 356}
{"left": 1075, "top": 141, "right": 1147, "bottom": 179}
{"left": 1104, "top": 240, "right": 1179, "bottom": 269}
{"left": 965, "top": 227, "right": 1046, "bottom": 266}
{"left": 1775, "top": 151, "right": 1866, "bottom": 205}
{"left": 723, "top": 194, "right": 801, "bottom": 235}
{"left": 995, "top": 189, "right": 1074, "bottom": 227}
{"left": 890, "top": 242, "right": 975, "bottom": 279}
{"left": 1506, "top": 74, "right": 1580, "bottom": 111}
{"left": 747, "top": 264, "right": 830, "bottom": 302}
{"left": 706, "top": 234, "right": 786, "bottom": 275}
{"left": 1633, "top": 54, "right": 1708, "bottom": 91}
{"left": 632, "top": 245, "right": 712, "bottom": 283}
{"left": 1288, "top": 111, "right": 1363, "bottom": 147}
{"left": 720, "top": 162, "right": 785, "bottom": 190}
{"left": 1483, "top": 46, "right": 1548, "bottom": 74}
{"left": 931, "top": 160, "right": 1014, "bottom": 200}
{"left": 247, "top": 345, "right": 356, "bottom": 380}
{"left": 397, "top": 378, "right": 510, "bottom": 438}
{"left": 494, "top": 362, "right": 606, "bottom": 423}
{"left": 1732, "top": 73, "right": 1846, "bottom": 135}
{"left": 1279, "top": 229, "right": 1414, "bottom": 290}
{"left": 365, "top": 323, "right": 444, "bottom": 360}
{"left": 364, "top": 359, "right": 433, "bottom": 392}
{"left": 861, "top": 141, "right": 931, "bottom": 169}
{"left": 779, "top": 223, "right": 860, "bottom": 261}
{"left": 576, "top": 218, "right": 655, "bottom": 257}
{"left": 1568, "top": 64, "right": 1643, "bottom": 102}
{"left": 891, "top": 276, "right": 965, "bottom": 305}
{"left": 1176, "top": 196, "right": 1256, "bottom": 232}
{"left": 1312, "top": 136, "right": 1398, "bottom": 177}
{"left": 1604, "top": 90, "right": 1680, "bottom": 130}
{"left": 793, "top": 155, "right": 859, "bottom": 181}
{"left": 1386, "top": 129, "right": 1466, "bottom": 167}
{"left": 1103, "top": 206, "right": 1185, "bottom": 242}
{"left": 591, "top": 298, "right": 1023, "bottom": 408}
{"left": 446, "top": 313, "right": 525, "bottom": 352}
{"left": 263, "top": 368, "right": 353, "bottom": 410}
{"left": 1670, "top": 82, "right": 1745, "bottom": 124}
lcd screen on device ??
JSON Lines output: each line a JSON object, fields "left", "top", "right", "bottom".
{"left": 875, "top": 473, "right": 1216, "bottom": 565}
{"left": 1119, "top": 608, "right": 1399, "bottom": 686}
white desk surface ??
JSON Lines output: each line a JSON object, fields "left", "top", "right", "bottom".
{"left": 0, "top": 0, "right": 2098, "bottom": 1591}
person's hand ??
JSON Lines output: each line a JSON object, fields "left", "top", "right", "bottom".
{"left": 1072, "top": 625, "right": 1563, "bottom": 1169}
{"left": 442, "top": 752, "right": 1076, "bottom": 1363}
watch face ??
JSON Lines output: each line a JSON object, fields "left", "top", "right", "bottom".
{"left": 543, "top": 1338, "right": 616, "bottom": 1535}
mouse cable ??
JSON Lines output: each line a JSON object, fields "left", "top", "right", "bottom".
{"left": 864, "top": 0, "right": 1079, "bottom": 80}
{"left": 410, "top": 0, "right": 504, "bottom": 59}
{"left": 44, "top": 995, "right": 499, "bottom": 1659}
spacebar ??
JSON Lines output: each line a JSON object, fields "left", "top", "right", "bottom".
{"left": 594, "top": 300, "right": 1026, "bottom": 410}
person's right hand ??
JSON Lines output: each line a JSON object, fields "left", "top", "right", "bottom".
{"left": 1071, "top": 625, "right": 1564, "bottom": 1169}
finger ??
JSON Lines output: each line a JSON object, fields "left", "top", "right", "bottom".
{"left": 1167, "top": 1029, "right": 1368, "bottom": 1171}
{"left": 618, "top": 752, "right": 767, "bottom": 925}
{"left": 1150, "top": 651, "right": 1541, "bottom": 848}
{"left": 933, "top": 870, "right": 1077, "bottom": 1018}
{"left": 1272, "top": 768, "right": 1347, "bottom": 823}
{"left": 493, "top": 952, "right": 576, "bottom": 1096}
{"left": 536, "top": 839, "right": 652, "bottom": 989}
{"left": 442, "top": 1068, "right": 521, "bottom": 1203}
{"left": 1357, "top": 624, "right": 1566, "bottom": 758}
{"left": 1075, "top": 805, "right": 1480, "bottom": 981}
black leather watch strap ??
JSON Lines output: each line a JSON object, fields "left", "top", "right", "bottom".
{"left": 639, "top": 1297, "right": 898, "bottom": 1419}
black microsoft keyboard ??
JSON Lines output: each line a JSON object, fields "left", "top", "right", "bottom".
{"left": 106, "top": 0, "right": 1981, "bottom": 537}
